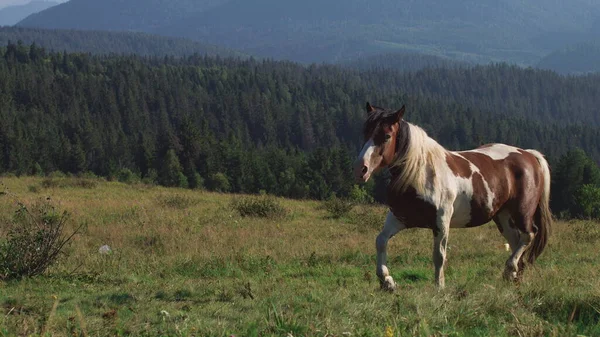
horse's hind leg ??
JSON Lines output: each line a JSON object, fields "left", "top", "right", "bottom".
{"left": 494, "top": 210, "right": 525, "bottom": 281}
{"left": 376, "top": 211, "right": 406, "bottom": 291}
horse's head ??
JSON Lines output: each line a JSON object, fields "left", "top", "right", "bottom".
{"left": 354, "top": 102, "right": 406, "bottom": 183}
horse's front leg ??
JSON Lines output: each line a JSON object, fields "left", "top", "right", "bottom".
{"left": 433, "top": 207, "right": 453, "bottom": 289}
{"left": 376, "top": 211, "right": 406, "bottom": 291}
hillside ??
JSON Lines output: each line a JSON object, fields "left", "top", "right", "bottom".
{"left": 16, "top": 0, "right": 600, "bottom": 65}
{"left": 342, "top": 52, "right": 470, "bottom": 72}
{"left": 537, "top": 42, "right": 600, "bottom": 75}
{"left": 2, "top": 42, "right": 600, "bottom": 205}
{"left": 0, "top": 0, "right": 57, "bottom": 26}
{"left": 1, "top": 176, "right": 599, "bottom": 335}
{"left": 0, "top": 26, "right": 245, "bottom": 58}
{"left": 17, "top": 0, "right": 226, "bottom": 31}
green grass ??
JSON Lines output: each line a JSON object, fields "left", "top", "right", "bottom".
{"left": 0, "top": 177, "right": 599, "bottom": 336}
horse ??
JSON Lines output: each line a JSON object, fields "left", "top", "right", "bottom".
{"left": 353, "top": 103, "right": 553, "bottom": 291}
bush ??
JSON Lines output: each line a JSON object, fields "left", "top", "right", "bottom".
{"left": 349, "top": 185, "right": 374, "bottom": 204}
{"left": 575, "top": 184, "right": 600, "bottom": 219}
{"left": 188, "top": 171, "right": 204, "bottom": 190}
{"left": 157, "top": 194, "right": 198, "bottom": 209}
{"left": 78, "top": 171, "right": 99, "bottom": 179}
{"left": 348, "top": 207, "right": 385, "bottom": 232}
{"left": 47, "top": 171, "right": 66, "bottom": 179}
{"left": 232, "top": 195, "right": 287, "bottom": 219}
{"left": 323, "top": 195, "right": 355, "bottom": 219}
{"left": 41, "top": 178, "right": 97, "bottom": 189}
{"left": 31, "top": 162, "right": 44, "bottom": 177}
{"left": 72, "top": 178, "right": 98, "bottom": 189}
{"left": 41, "top": 178, "right": 60, "bottom": 188}
{"left": 159, "top": 149, "right": 187, "bottom": 188}
{"left": 209, "top": 172, "right": 231, "bottom": 192}
{"left": 142, "top": 169, "right": 158, "bottom": 185}
{"left": 117, "top": 168, "right": 140, "bottom": 184}
{"left": 177, "top": 172, "right": 189, "bottom": 189}
{"left": 0, "top": 200, "right": 82, "bottom": 280}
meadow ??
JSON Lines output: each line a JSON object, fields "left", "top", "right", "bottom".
{"left": 0, "top": 176, "right": 599, "bottom": 336}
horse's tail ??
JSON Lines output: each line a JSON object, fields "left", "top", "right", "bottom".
{"left": 524, "top": 149, "right": 553, "bottom": 265}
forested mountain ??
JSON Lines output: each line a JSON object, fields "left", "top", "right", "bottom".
{"left": 342, "top": 52, "right": 469, "bottom": 72}
{"left": 537, "top": 42, "right": 600, "bottom": 75}
{"left": 0, "top": 1, "right": 57, "bottom": 26}
{"left": 16, "top": 0, "right": 600, "bottom": 65}
{"left": 1, "top": 42, "right": 600, "bottom": 206}
{"left": 391, "top": 65, "right": 600, "bottom": 126}
{"left": 0, "top": 27, "right": 244, "bottom": 58}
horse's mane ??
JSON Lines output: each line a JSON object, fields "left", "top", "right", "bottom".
{"left": 389, "top": 123, "right": 447, "bottom": 195}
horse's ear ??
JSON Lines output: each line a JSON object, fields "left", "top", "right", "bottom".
{"left": 395, "top": 105, "right": 406, "bottom": 121}
{"left": 366, "top": 102, "right": 375, "bottom": 114}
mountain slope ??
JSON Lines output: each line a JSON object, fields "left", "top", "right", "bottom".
{"left": 342, "top": 52, "right": 470, "bottom": 72}
{"left": 18, "top": 0, "right": 227, "bottom": 31}
{"left": 16, "top": 0, "right": 600, "bottom": 65}
{"left": 0, "top": 1, "right": 57, "bottom": 26}
{"left": 0, "top": 26, "right": 245, "bottom": 58}
{"left": 537, "top": 42, "right": 600, "bottom": 75}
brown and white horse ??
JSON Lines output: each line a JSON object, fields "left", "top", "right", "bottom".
{"left": 354, "top": 103, "right": 553, "bottom": 291}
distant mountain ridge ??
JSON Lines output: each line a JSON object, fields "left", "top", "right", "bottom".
{"left": 16, "top": 0, "right": 600, "bottom": 65}
{"left": 537, "top": 42, "right": 600, "bottom": 75}
{"left": 0, "top": 0, "right": 57, "bottom": 26}
{"left": 342, "top": 52, "right": 470, "bottom": 72}
{"left": 0, "top": 26, "right": 246, "bottom": 58}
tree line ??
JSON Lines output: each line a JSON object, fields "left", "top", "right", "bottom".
{"left": 0, "top": 42, "right": 599, "bottom": 218}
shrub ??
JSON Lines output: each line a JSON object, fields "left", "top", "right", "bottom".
{"left": 349, "top": 184, "right": 374, "bottom": 204}
{"left": 323, "top": 195, "right": 355, "bottom": 219}
{"left": 41, "top": 178, "right": 97, "bottom": 189}
{"left": 142, "top": 169, "right": 158, "bottom": 185}
{"left": 117, "top": 168, "right": 140, "bottom": 184}
{"left": 209, "top": 172, "right": 231, "bottom": 192}
{"left": 188, "top": 171, "right": 204, "bottom": 190}
{"left": 159, "top": 149, "right": 186, "bottom": 188}
{"left": 47, "top": 171, "right": 66, "bottom": 179}
{"left": 157, "top": 194, "right": 198, "bottom": 209}
{"left": 575, "top": 184, "right": 600, "bottom": 219}
{"left": 31, "top": 163, "right": 44, "bottom": 177}
{"left": 177, "top": 172, "right": 189, "bottom": 189}
{"left": 232, "top": 195, "right": 287, "bottom": 219}
{"left": 349, "top": 207, "right": 385, "bottom": 232}
{"left": 78, "top": 171, "right": 99, "bottom": 179}
{"left": 41, "top": 178, "right": 60, "bottom": 189}
{"left": 72, "top": 178, "right": 98, "bottom": 189}
{"left": 0, "top": 200, "right": 82, "bottom": 280}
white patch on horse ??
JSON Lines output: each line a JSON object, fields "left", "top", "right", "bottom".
{"left": 424, "top": 151, "right": 472, "bottom": 228}
{"left": 481, "top": 173, "right": 495, "bottom": 212}
{"left": 358, "top": 139, "right": 375, "bottom": 163}
{"left": 376, "top": 212, "right": 407, "bottom": 291}
{"left": 450, "top": 175, "right": 473, "bottom": 228}
{"left": 469, "top": 144, "right": 520, "bottom": 160}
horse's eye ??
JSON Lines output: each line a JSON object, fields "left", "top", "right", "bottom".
{"left": 385, "top": 134, "right": 392, "bottom": 141}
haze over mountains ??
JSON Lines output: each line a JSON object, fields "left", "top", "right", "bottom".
{"left": 15, "top": 0, "right": 600, "bottom": 71}
{"left": 0, "top": 0, "right": 58, "bottom": 25}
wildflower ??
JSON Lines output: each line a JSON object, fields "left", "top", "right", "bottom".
{"left": 384, "top": 326, "right": 394, "bottom": 337}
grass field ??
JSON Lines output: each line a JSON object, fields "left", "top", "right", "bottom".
{"left": 0, "top": 176, "right": 599, "bottom": 336}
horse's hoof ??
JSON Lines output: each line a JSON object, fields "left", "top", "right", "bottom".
{"left": 380, "top": 276, "right": 397, "bottom": 292}
{"left": 503, "top": 269, "right": 520, "bottom": 284}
